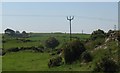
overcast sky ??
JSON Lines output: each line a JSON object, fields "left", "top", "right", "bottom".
{"left": 1, "top": 2, "right": 118, "bottom": 34}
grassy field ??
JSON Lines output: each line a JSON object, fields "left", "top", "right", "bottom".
{"left": 2, "top": 33, "right": 119, "bottom": 71}
{"left": 2, "top": 33, "right": 92, "bottom": 71}
{"left": 2, "top": 51, "right": 95, "bottom": 71}
{"left": 2, "top": 51, "right": 50, "bottom": 71}
{"left": 3, "top": 33, "right": 90, "bottom": 49}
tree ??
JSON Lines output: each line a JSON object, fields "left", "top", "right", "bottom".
{"left": 63, "top": 39, "right": 86, "bottom": 64}
{"left": 22, "top": 31, "right": 27, "bottom": 34}
{"left": 5, "top": 28, "right": 15, "bottom": 36}
{"left": 16, "top": 31, "right": 20, "bottom": 34}
{"left": 22, "top": 31, "right": 28, "bottom": 38}
{"left": 45, "top": 37, "right": 59, "bottom": 49}
{"left": 15, "top": 31, "right": 22, "bottom": 37}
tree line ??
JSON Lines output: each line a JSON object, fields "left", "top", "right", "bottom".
{"left": 4, "top": 28, "right": 29, "bottom": 38}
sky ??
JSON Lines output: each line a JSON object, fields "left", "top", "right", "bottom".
{"left": 1, "top": 2, "right": 118, "bottom": 34}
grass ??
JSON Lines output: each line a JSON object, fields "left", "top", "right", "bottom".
{"left": 2, "top": 33, "right": 119, "bottom": 71}
{"left": 48, "top": 61, "right": 94, "bottom": 71}
{"left": 3, "top": 33, "right": 90, "bottom": 49}
{"left": 0, "top": 56, "right": 2, "bottom": 71}
{"left": 3, "top": 40, "right": 41, "bottom": 50}
{"left": 2, "top": 33, "right": 92, "bottom": 71}
{"left": 2, "top": 51, "right": 95, "bottom": 71}
{"left": 2, "top": 51, "right": 50, "bottom": 71}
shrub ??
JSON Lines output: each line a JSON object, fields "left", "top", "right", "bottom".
{"left": 91, "top": 29, "right": 106, "bottom": 40}
{"left": 35, "top": 45, "right": 44, "bottom": 52}
{"left": 93, "top": 38, "right": 105, "bottom": 47}
{"left": 94, "top": 57, "right": 119, "bottom": 73}
{"left": 1, "top": 48, "right": 6, "bottom": 56}
{"left": 7, "top": 47, "right": 20, "bottom": 52}
{"left": 45, "top": 37, "right": 59, "bottom": 49}
{"left": 81, "top": 51, "right": 92, "bottom": 62}
{"left": 117, "top": 31, "right": 120, "bottom": 42}
{"left": 34, "top": 48, "right": 44, "bottom": 53}
{"left": 63, "top": 39, "right": 86, "bottom": 64}
{"left": 48, "top": 56, "right": 62, "bottom": 68}
{"left": 106, "top": 30, "right": 114, "bottom": 37}
{"left": 38, "top": 45, "right": 44, "bottom": 49}
{"left": 2, "top": 40, "right": 6, "bottom": 43}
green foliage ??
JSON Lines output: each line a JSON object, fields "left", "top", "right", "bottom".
{"left": 38, "top": 45, "right": 44, "bottom": 49}
{"left": 106, "top": 30, "right": 114, "bottom": 37}
{"left": 93, "top": 38, "right": 105, "bottom": 47}
{"left": 5, "top": 28, "right": 15, "bottom": 36}
{"left": 94, "top": 56, "right": 119, "bottom": 73}
{"left": 81, "top": 51, "right": 92, "bottom": 62}
{"left": 117, "top": 31, "right": 120, "bottom": 42}
{"left": 4, "top": 29, "right": 29, "bottom": 38}
{"left": 7, "top": 47, "right": 20, "bottom": 52}
{"left": 91, "top": 29, "right": 106, "bottom": 40}
{"left": 1, "top": 48, "right": 6, "bottom": 56}
{"left": 48, "top": 56, "right": 62, "bottom": 68}
{"left": 45, "top": 37, "right": 59, "bottom": 49}
{"left": 2, "top": 32, "right": 120, "bottom": 71}
{"left": 85, "top": 29, "right": 106, "bottom": 50}
{"left": 22, "top": 31, "right": 29, "bottom": 38}
{"left": 63, "top": 39, "right": 86, "bottom": 64}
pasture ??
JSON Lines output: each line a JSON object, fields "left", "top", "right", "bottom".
{"left": 3, "top": 33, "right": 90, "bottom": 49}
{"left": 2, "top": 32, "right": 120, "bottom": 72}
{"left": 2, "top": 33, "right": 91, "bottom": 71}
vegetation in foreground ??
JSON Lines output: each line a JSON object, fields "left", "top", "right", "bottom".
{"left": 1, "top": 28, "right": 120, "bottom": 72}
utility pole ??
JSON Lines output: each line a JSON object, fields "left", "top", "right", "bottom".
{"left": 82, "top": 30, "right": 83, "bottom": 34}
{"left": 114, "top": 25, "right": 116, "bottom": 31}
{"left": 67, "top": 16, "right": 74, "bottom": 41}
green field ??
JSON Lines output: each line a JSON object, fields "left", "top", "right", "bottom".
{"left": 2, "top": 33, "right": 92, "bottom": 71}
{"left": 3, "top": 51, "right": 50, "bottom": 71}
{"left": 3, "top": 33, "right": 90, "bottom": 49}
{"left": 2, "top": 51, "right": 94, "bottom": 71}
{"left": 2, "top": 33, "right": 119, "bottom": 71}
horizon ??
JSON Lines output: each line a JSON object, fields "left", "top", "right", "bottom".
{"left": 2, "top": 27, "right": 118, "bottom": 34}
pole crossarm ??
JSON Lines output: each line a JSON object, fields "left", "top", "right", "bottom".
{"left": 67, "top": 16, "right": 74, "bottom": 21}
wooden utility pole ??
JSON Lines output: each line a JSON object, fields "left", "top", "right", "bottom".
{"left": 114, "top": 25, "right": 116, "bottom": 31}
{"left": 67, "top": 16, "right": 74, "bottom": 41}
{"left": 82, "top": 30, "right": 83, "bottom": 34}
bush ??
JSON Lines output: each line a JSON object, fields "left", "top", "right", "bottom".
{"left": 94, "top": 57, "right": 119, "bottom": 73}
{"left": 1, "top": 48, "right": 6, "bottom": 56}
{"left": 7, "top": 47, "right": 20, "bottom": 52}
{"left": 93, "top": 38, "right": 105, "bottom": 47}
{"left": 35, "top": 45, "right": 44, "bottom": 52}
{"left": 63, "top": 39, "right": 86, "bottom": 64}
{"left": 48, "top": 56, "right": 62, "bottom": 68}
{"left": 91, "top": 29, "right": 106, "bottom": 40}
{"left": 81, "top": 51, "right": 92, "bottom": 62}
{"left": 106, "top": 30, "right": 114, "bottom": 37}
{"left": 45, "top": 37, "right": 59, "bottom": 49}
{"left": 2, "top": 40, "right": 6, "bottom": 43}
{"left": 117, "top": 31, "right": 120, "bottom": 42}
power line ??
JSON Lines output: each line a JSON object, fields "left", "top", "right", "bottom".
{"left": 2, "top": 14, "right": 117, "bottom": 22}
